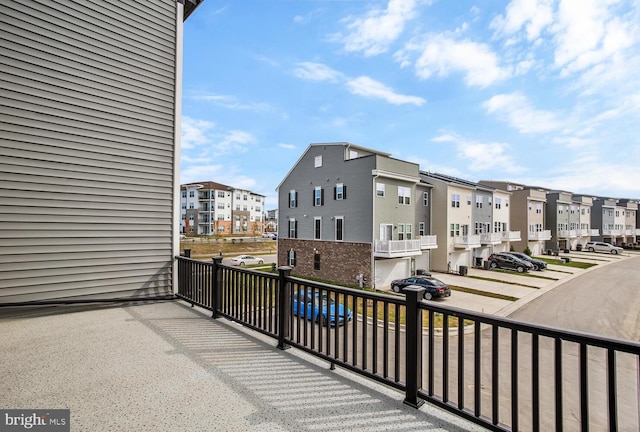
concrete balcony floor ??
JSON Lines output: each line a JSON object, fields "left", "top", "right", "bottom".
{"left": 1, "top": 301, "right": 485, "bottom": 432}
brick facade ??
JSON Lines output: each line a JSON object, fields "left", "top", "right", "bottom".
{"left": 278, "top": 239, "right": 372, "bottom": 288}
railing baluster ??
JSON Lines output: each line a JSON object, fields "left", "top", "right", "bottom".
{"left": 428, "top": 310, "right": 434, "bottom": 396}
{"left": 474, "top": 320, "right": 481, "bottom": 418}
{"left": 492, "top": 325, "right": 499, "bottom": 425}
{"left": 395, "top": 303, "right": 400, "bottom": 383}
{"left": 532, "top": 333, "right": 539, "bottom": 432}
{"left": 362, "top": 298, "right": 368, "bottom": 371}
{"left": 512, "top": 329, "right": 518, "bottom": 431}
{"left": 373, "top": 299, "right": 378, "bottom": 375}
{"left": 383, "top": 302, "right": 389, "bottom": 379}
{"left": 458, "top": 316, "right": 464, "bottom": 410}
{"left": 580, "top": 343, "right": 588, "bottom": 432}
{"left": 555, "top": 338, "right": 563, "bottom": 431}
{"left": 607, "top": 348, "right": 617, "bottom": 431}
{"left": 443, "top": 312, "right": 449, "bottom": 403}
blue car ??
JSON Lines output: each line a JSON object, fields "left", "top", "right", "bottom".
{"left": 292, "top": 290, "right": 352, "bottom": 326}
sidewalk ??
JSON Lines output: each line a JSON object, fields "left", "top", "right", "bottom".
{"left": 0, "top": 301, "right": 486, "bottom": 432}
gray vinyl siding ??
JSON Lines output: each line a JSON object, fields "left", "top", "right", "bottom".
{"left": 0, "top": 0, "right": 178, "bottom": 302}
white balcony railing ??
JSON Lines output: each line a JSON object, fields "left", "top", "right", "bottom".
{"left": 501, "top": 231, "right": 521, "bottom": 241}
{"left": 558, "top": 230, "right": 577, "bottom": 238}
{"left": 636, "top": 229, "right": 640, "bottom": 235}
{"left": 454, "top": 234, "right": 482, "bottom": 249}
{"left": 602, "top": 229, "right": 623, "bottom": 236}
{"left": 528, "top": 230, "right": 552, "bottom": 241}
{"left": 374, "top": 239, "right": 422, "bottom": 258}
{"left": 480, "top": 232, "right": 503, "bottom": 244}
{"left": 590, "top": 229, "right": 600, "bottom": 236}
{"left": 624, "top": 229, "right": 635, "bottom": 236}
{"left": 419, "top": 235, "right": 438, "bottom": 249}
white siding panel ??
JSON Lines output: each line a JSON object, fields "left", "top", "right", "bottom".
{"left": 0, "top": 0, "right": 179, "bottom": 303}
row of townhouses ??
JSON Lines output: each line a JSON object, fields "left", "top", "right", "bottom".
{"left": 181, "top": 182, "right": 265, "bottom": 235}
{"left": 276, "top": 143, "right": 639, "bottom": 289}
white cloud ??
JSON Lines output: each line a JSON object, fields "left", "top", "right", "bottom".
{"left": 483, "top": 92, "right": 562, "bottom": 133}
{"left": 345, "top": 76, "right": 426, "bottom": 106}
{"left": 401, "top": 36, "right": 510, "bottom": 87}
{"left": 430, "top": 133, "right": 524, "bottom": 173}
{"left": 192, "top": 93, "right": 273, "bottom": 112}
{"left": 490, "top": 0, "right": 554, "bottom": 41}
{"left": 293, "top": 62, "right": 343, "bottom": 82}
{"left": 278, "top": 143, "right": 297, "bottom": 150}
{"left": 180, "top": 164, "right": 224, "bottom": 185}
{"left": 216, "top": 130, "right": 255, "bottom": 154}
{"left": 181, "top": 116, "right": 215, "bottom": 149}
{"left": 332, "top": 0, "right": 419, "bottom": 56}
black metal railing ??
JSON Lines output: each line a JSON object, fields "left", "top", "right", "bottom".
{"left": 176, "top": 256, "right": 640, "bottom": 431}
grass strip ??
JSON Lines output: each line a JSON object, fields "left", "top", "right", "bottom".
{"left": 450, "top": 285, "right": 518, "bottom": 302}
{"left": 536, "top": 258, "right": 597, "bottom": 269}
{"left": 467, "top": 275, "right": 540, "bottom": 289}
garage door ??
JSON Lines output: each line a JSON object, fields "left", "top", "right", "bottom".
{"left": 374, "top": 258, "right": 411, "bottom": 289}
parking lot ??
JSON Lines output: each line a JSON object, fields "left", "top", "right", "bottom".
{"left": 391, "top": 250, "right": 640, "bottom": 317}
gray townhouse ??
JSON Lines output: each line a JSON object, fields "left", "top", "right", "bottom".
{"left": 276, "top": 143, "right": 437, "bottom": 289}
{"left": 618, "top": 199, "right": 639, "bottom": 246}
{"left": 0, "top": 0, "right": 202, "bottom": 303}
{"left": 545, "top": 191, "right": 574, "bottom": 251}
{"left": 479, "top": 181, "right": 551, "bottom": 255}
{"left": 591, "top": 197, "right": 622, "bottom": 245}
{"left": 422, "top": 173, "right": 518, "bottom": 273}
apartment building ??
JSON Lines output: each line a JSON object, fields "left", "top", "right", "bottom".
{"left": 480, "top": 181, "right": 551, "bottom": 255}
{"left": 422, "top": 174, "right": 518, "bottom": 272}
{"left": 572, "top": 195, "right": 598, "bottom": 248}
{"left": 181, "top": 181, "right": 264, "bottom": 236}
{"left": 265, "top": 209, "right": 278, "bottom": 233}
{"left": 276, "top": 142, "right": 437, "bottom": 289}
{"left": 618, "top": 199, "right": 639, "bottom": 246}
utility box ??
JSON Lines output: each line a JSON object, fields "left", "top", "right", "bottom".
{"left": 459, "top": 265, "right": 468, "bottom": 276}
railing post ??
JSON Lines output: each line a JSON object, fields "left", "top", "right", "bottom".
{"left": 277, "top": 266, "right": 292, "bottom": 351}
{"left": 183, "top": 248, "right": 191, "bottom": 258}
{"left": 211, "top": 256, "right": 223, "bottom": 319}
{"left": 403, "top": 285, "right": 425, "bottom": 408}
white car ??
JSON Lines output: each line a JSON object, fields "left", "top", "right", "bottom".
{"left": 584, "top": 241, "right": 623, "bottom": 254}
{"left": 261, "top": 232, "right": 275, "bottom": 238}
{"left": 230, "top": 255, "right": 264, "bottom": 266}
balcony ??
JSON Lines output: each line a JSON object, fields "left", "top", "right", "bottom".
{"left": 374, "top": 239, "right": 422, "bottom": 258}
{"left": 453, "top": 234, "right": 481, "bottom": 249}
{"left": 419, "top": 235, "right": 438, "bottom": 249}
{"left": 558, "top": 229, "right": 577, "bottom": 238}
{"left": 625, "top": 229, "right": 635, "bottom": 236}
{"left": 590, "top": 229, "right": 600, "bottom": 236}
{"left": 602, "top": 228, "right": 623, "bottom": 236}
{"left": 501, "top": 230, "right": 521, "bottom": 241}
{"left": 528, "top": 230, "right": 552, "bottom": 241}
{"left": 480, "top": 232, "right": 502, "bottom": 245}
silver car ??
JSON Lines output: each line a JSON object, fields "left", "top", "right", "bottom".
{"left": 584, "top": 242, "right": 623, "bottom": 254}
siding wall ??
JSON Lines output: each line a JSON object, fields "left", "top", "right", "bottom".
{"left": 0, "top": 0, "right": 179, "bottom": 302}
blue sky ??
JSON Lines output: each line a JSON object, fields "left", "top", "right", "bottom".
{"left": 180, "top": 0, "right": 640, "bottom": 209}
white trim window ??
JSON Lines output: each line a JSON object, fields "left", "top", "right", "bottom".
{"left": 476, "top": 196, "right": 483, "bottom": 208}
{"left": 288, "top": 249, "right": 296, "bottom": 266}
{"left": 335, "top": 183, "right": 346, "bottom": 200}
{"left": 398, "top": 186, "right": 411, "bottom": 205}
{"left": 376, "top": 182, "right": 385, "bottom": 197}
{"left": 406, "top": 224, "right": 412, "bottom": 240}
{"left": 398, "top": 224, "right": 405, "bottom": 240}
{"left": 423, "top": 192, "right": 428, "bottom": 206}
{"left": 314, "top": 187, "right": 324, "bottom": 206}
{"left": 289, "top": 218, "right": 298, "bottom": 238}
{"left": 289, "top": 190, "right": 297, "bottom": 208}
{"left": 418, "top": 222, "right": 425, "bottom": 236}
{"left": 451, "top": 194, "right": 460, "bottom": 208}
{"left": 314, "top": 155, "right": 322, "bottom": 167}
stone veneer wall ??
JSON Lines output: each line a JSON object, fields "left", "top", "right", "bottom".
{"left": 278, "top": 239, "right": 372, "bottom": 288}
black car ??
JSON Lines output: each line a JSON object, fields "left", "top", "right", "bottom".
{"left": 503, "top": 252, "right": 547, "bottom": 271}
{"left": 390, "top": 276, "right": 452, "bottom": 300}
{"left": 487, "top": 253, "right": 533, "bottom": 273}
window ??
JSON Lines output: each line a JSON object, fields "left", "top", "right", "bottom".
{"left": 467, "top": 195, "right": 472, "bottom": 205}
{"left": 189, "top": 191, "right": 195, "bottom": 198}
{"left": 288, "top": 250, "right": 296, "bottom": 267}
{"left": 314, "top": 252, "right": 320, "bottom": 270}
{"left": 505, "top": 199, "right": 509, "bottom": 207}
{"left": 289, "top": 190, "right": 297, "bottom": 208}
{"left": 449, "top": 223, "right": 460, "bottom": 237}
{"left": 235, "top": 194, "right": 240, "bottom": 200}
{"left": 423, "top": 192, "right": 429, "bottom": 206}
{"left": 334, "top": 183, "right": 346, "bottom": 200}
{"left": 313, "top": 187, "right": 324, "bottom": 206}
{"left": 495, "top": 198, "right": 502, "bottom": 209}
{"left": 335, "top": 217, "right": 344, "bottom": 241}
{"left": 398, "top": 224, "right": 405, "bottom": 240}
{"left": 289, "top": 219, "right": 298, "bottom": 238}
{"left": 181, "top": 203, "right": 186, "bottom": 209}
{"left": 243, "top": 205, "right": 248, "bottom": 211}
{"left": 217, "top": 214, "right": 224, "bottom": 220}
{"left": 376, "top": 183, "right": 385, "bottom": 197}
{"left": 189, "top": 202, "right": 194, "bottom": 209}
{"left": 236, "top": 204, "right": 240, "bottom": 210}
{"left": 314, "top": 217, "right": 321, "bottom": 240}
{"left": 536, "top": 204, "right": 542, "bottom": 214}
{"left": 398, "top": 186, "right": 411, "bottom": 205}
{"left": 418, "top": 222, "right": 425, "bottom": 236}
{"left": 218, "top": 191, "right": 225, "bottom": 198}
{"left": 181, "top": 191, "right": 187, "bottom": 198}
{"left": 314, "top": 155, "right": 322, "bottom": 167}
{"left": 476, "top": 196, "right": 483, "bottom": 208}
{"left": 406, "top": 224, "right": 412, "bottom": 240}
{"left": 218, "top": 203, "right": 225, "bottom": 209}
{"left": 451, "top": 194, "right": 460, "bottom": 208}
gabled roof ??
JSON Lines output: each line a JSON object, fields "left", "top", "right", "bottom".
{"left": 182, "top": 0, "right": 204, "bottom": 21}
{"left": 276, "top": 142, "right": 389, "bottom": 191}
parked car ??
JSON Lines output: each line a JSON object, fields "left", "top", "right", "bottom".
{"left": 292, "top": 289, "right": 352, "bottom": 326}
{"left": 230, "top": 255, "right": 264, "bottom": 266}
{"left": 390, "top": 276, "right": 452, "bottom": 301}
{"left": 261, "top": 232, "right": 275, "bottom": 238}
{"left": 584, "top": 242, "right": 623, "bottom": 254}
{"left": 503, "top": 252, "right": 547, "bottom": 271}
{"left": 487, "top": 253, "right": 533, "bottom": 273}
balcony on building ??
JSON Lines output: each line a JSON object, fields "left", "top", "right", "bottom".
{"left": 480, "top": 232, "right": 502, "bottom": 245}
{"left": 625, "top": 229, "right": 635, "bottom": 236}
{"left": 558, "top": 229, "right": 577, "bottom": 238}
{"left": 590, "top": 229, "right": 600, "bottom": 236}
{"left": 453, "top": 234, "right": 481, "bottom": 249}
{"left": 602, "top": 228, "right": 623, "bottom": 236}
{"left": 374, "top": 239, "right": 422, "bottom": 258}
{"left": 501, "top": 230, "right": 521, "bottom": 241}
{"left": 528, "top": 230, "right": 552, "bottom": 241}
{"left": 419, "top": 235, "right": 438, "bottom": 249}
